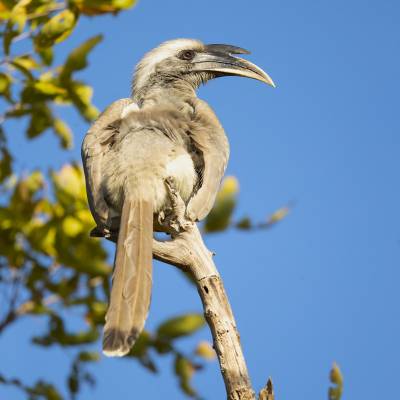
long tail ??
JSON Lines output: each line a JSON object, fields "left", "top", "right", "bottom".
{"left": 103, "top": 197, "right": 153, "bottom": 357}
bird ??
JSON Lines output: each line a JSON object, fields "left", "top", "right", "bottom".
{"left": 81, "top": 38, "right": 274, "bottom": 357}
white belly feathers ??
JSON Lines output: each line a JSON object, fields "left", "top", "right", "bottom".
{"left": 166, "top": 154, "right": 197, "bottom": 202}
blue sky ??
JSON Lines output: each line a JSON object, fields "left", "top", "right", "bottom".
{"left": 1, "top": 0, "right": 400, "bottom": 399}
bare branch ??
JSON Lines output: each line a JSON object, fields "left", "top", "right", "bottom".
{"left": 152, "top": 177, "right": 271, "bottom": 399}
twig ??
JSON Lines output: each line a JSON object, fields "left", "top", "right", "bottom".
{"left": 26, "top": 2, "right": 66, "bottom": 20}
{"left": 0, "top": 295, "right": 60, "bottom": 335}
{"left": 152, "top": 177, "right": 273, "bottom": 400}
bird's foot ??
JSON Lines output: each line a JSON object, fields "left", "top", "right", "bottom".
{"left": 157, "top": 210, "right": 166, "bottom": 226}
{"left": 164, "top": 177, "right": 192, "bottom": 234}
{"left": 90, "top": 225, "right": 118, "bottom": 243}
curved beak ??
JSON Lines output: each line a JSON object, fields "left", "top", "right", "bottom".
{"left": 192, "top": 43, "right": 275, "bottom": 88}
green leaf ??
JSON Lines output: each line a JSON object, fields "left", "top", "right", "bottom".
{"left": 52, "top": 164, "right": 87, "bottom": 203}
{"left": 62, "top": 216, "right": 83, "bottom": 236}
{"left": 174, "top": 355, "right": 196, "bottom": 397}
{"left": 60, "top": 35, "right": 103, "bottom": 82}
{"left": 204, "top": 176, "right": 238, "bottom": 232}
{"left": 85, "top": 301, "right": 107, "bottom": 325}
{"left": 13, "top": 54, "right": 40, "bottom": 70}
{"left": 0, "top": 72, "right": 12, "bottom": 101}
{"left": 236, "top": 216, "right": 252, "bottom": 230}
{"left": 38, "top": 47, "right": 54, "bottom": 66}
{"left": 26, "top": 105, "right": 53, "bottom": 138}
{"left": 66, "top": 81, "right": 99, "bottom": 121}
{"left": 130, "top": 331, "right": 152, "bottom": 357}
{"left": 78, "top": 351, "right": 100, "bottom": 362}
{"left": 35, "top": 9, "right": 77, "bottom": 48}
{"left": 53, "top": 118, "right": 73, "bottom": 149}
{"left": 34, "top": 80, "right": 66, "bottom": 96}
{"left": 29, "top": 381, "right": 63, "bottom": 400}
{"left": 0, "top": 73, "right": 10, "bottom": 92}
{"left": 156, "top": 314, "right": 205, "bottom": 339}
{"left": 0, "top": 2, "right": 12, "bottom": 19}
{"left": 0, "top": 146, "right": 12, "bottom": 183}
{"left": 10, "top": 0, "right": 31, "bottom": 33}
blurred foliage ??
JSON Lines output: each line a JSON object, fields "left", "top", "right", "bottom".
{"left": 0, "top": 1, "right": 290, "bottom": 399}
{"left": 328, "top": 363, "right": 343, "bottom": 400}
{"left": 204, "top": 176, "right": 292, "bottom": 233}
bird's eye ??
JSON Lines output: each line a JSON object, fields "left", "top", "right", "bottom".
{"left": 179, "top": 50, "right": 196, "bottom": 61}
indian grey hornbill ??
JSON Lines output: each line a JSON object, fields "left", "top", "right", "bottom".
{"left": 81, "top": 38, "right": 274, "bottom": 357}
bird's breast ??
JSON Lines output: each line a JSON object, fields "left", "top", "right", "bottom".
{"left": 166, "top": 153, "right": 197, "bottom": 201}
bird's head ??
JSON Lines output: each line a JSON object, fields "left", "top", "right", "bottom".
{"left": 132, "top": 39, "right": 275, "bottom": 103}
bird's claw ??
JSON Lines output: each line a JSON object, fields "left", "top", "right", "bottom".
{"left": 103, "top": 228, "right": 112, "bottom": 238}
{"left": 170, "top": 215, "right": 191, "bottom": 233}
{"left": 164, "top": 176, "right": 193, "bottom": 233}
{"left": 157, "top": 210, "right": 166, "bottom": 225}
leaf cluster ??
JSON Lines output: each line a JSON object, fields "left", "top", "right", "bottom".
{"left": 0, "top": 2, "right": 218, "bottom": 398}
{"left": 0, "top": 2, "right": 290, "bottom": 399}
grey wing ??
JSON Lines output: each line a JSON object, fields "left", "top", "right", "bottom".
{"left": 81, "top": 98, "right": 138, "bottom": 230}
{"left": 186, "top": 102, "right": 230, "bottom": 221}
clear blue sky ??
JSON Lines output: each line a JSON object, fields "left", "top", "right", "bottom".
{"left": 1, "top": 0, "right": 400, "bottom": 399}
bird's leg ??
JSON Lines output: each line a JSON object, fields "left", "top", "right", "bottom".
{"left": 162, "top": 176, "right": 192, "bottom": 234}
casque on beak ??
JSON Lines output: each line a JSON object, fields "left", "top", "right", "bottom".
{"left": 192, "top": 43, "right": 275, "bottom": 87}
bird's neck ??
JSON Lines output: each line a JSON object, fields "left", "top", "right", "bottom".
{"left": 133, "top": 78, "right": 198, "bottom": 109}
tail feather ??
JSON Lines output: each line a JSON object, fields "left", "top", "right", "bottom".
{"left": 103, "top": 198, "right": 153, "bottom": 357}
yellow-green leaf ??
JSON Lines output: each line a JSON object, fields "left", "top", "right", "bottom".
{"left": 266, "top": 205, "right": 291, "bottom": 226}
{"left": 156, "top": 313, "right": 205, "bottom": 339}
{"left": 195, "top": 341, "right": 216, "bottom": 360}
{"left": 13, "top": 54, "right": 39, "bottom": 70}
{"left": 33, "top": 81, "right": 66, "bottom": 96}
{"left": 0, "top": 147, "right": 12, "bottom": 183}
{"left": 130, "top": 331, "right": 152, "bottom": 357}
{"left": 174, "top": 355, "right": 196, "bottom": 397}
{"left": 25, "top": 170, "right": 43, "bottom": 192}
{"left": 10, "top": 0, "right": 31, "bottom": 33}
{"left": 72, "top": 0, "right": 136, "bottom": 15}
{"left": 0, "top": 72, "right": 12, "bottom": 98}
{"left": 38, "top": 47, "right": 53, "bottom": 66}
{"left": 67, "top": 82, "right": 99, "bottom": 121}
{"left": 204, "top": 176, "right": 239, "bottom": 232}
{"left": 0, "top": 2, "right": 12, "bottom": 20}
{"left": 62, "top": 216, "right": 83, "bottom": 237}
{"left": 28, "top": 222, "right": 57, "bottom": 256}
{"left": 52, "top": 164, "right": 87, "bottom": 202}
{"left": 236, "top": 216, "right": 252, "bottom": 230}
{"left": 27, "top": 105, "right": 53, "bottom": 138}
{"left": 328, "top": 363, "right": 343, "bottom": 400}
{"left": 78, "top": 351, "right": 100, "bottom": 362}
{"left": 53, "top": 118, "right": 73, "bottom": 149}
{"left": 35, "top": 9, "right": 77, "bottom": 48}
{"left": 330, "top": 362, "right": 343, "bottom": 385}
{"left": 60, "top": 35, "right": 103, "bottom": 82}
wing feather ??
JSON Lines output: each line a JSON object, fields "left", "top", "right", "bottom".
{"left": 81, "top": 98, "right": 137, "bottom": 228}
